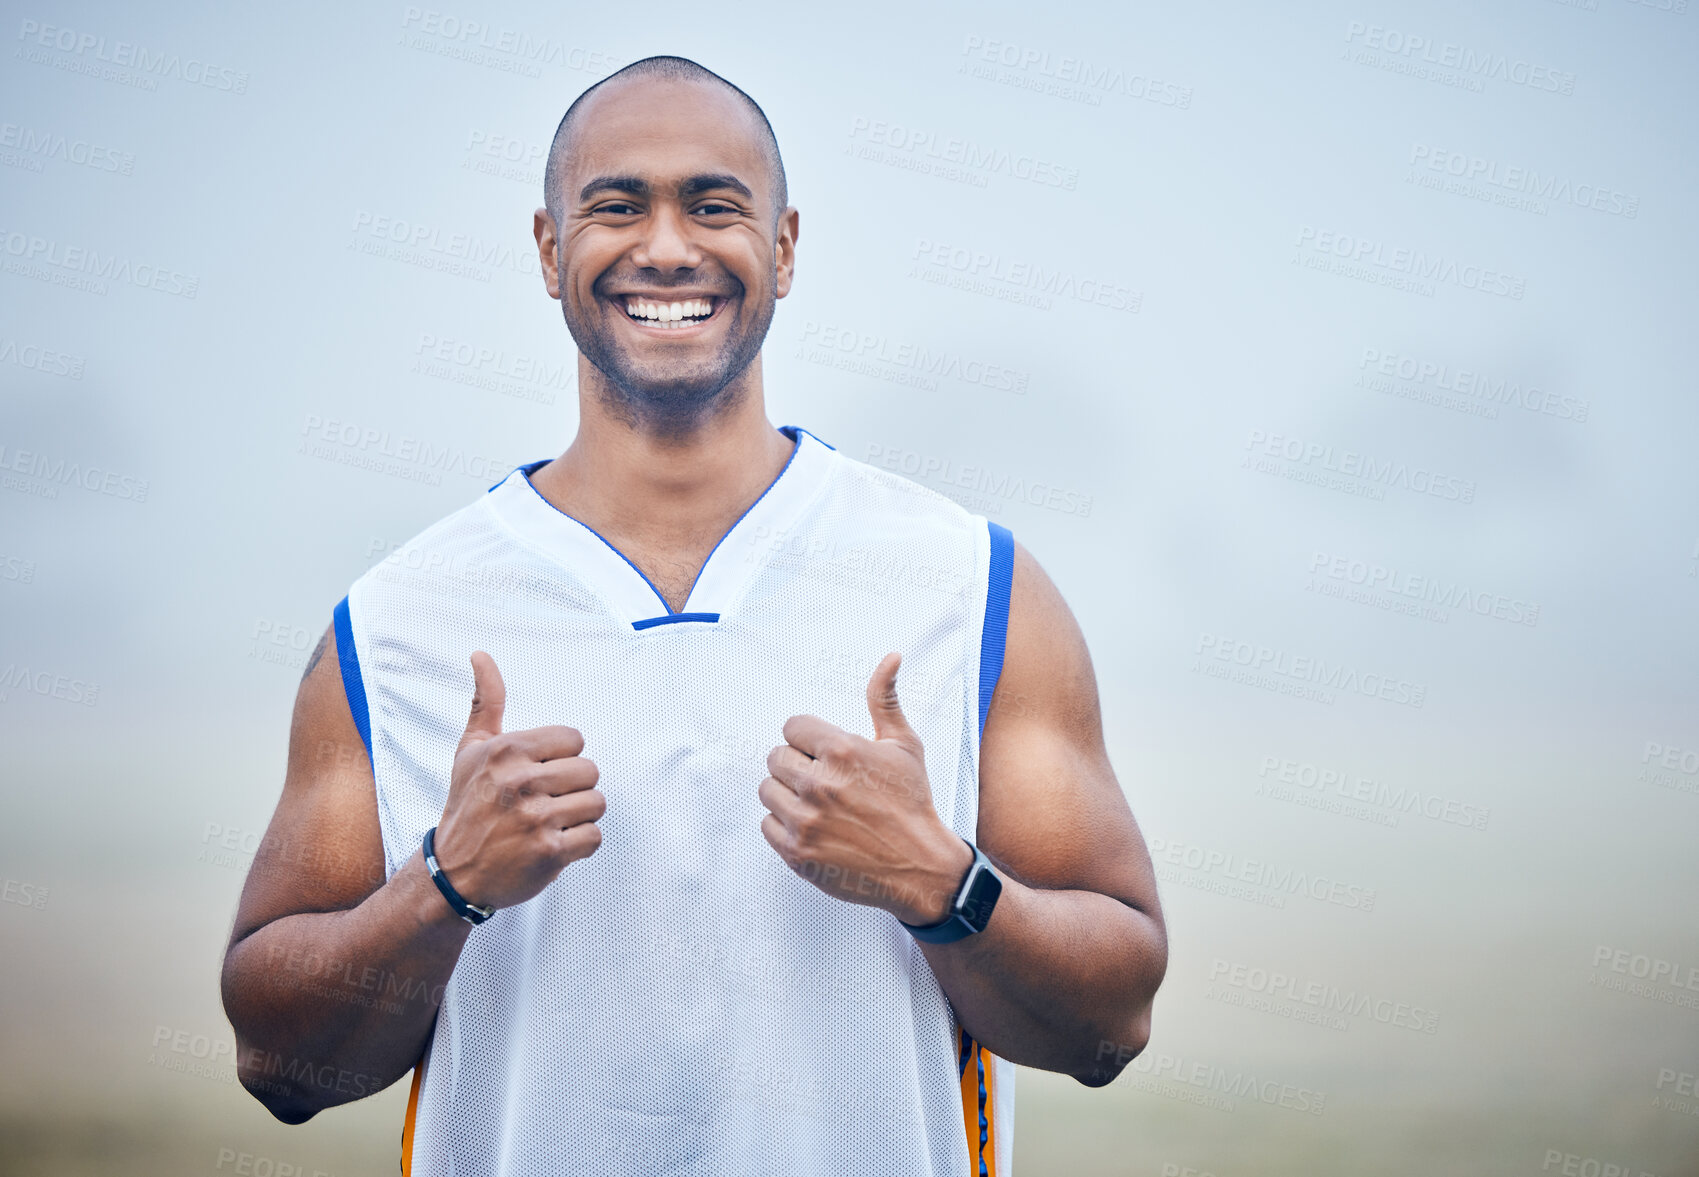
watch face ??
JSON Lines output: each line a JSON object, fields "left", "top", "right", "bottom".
{"left": 958, "top": 865, "right": 1003, "bottom": 931}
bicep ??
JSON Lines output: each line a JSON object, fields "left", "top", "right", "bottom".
{"left": 975, "top": 541, "right": 1160, "bottom": 917}
{"left": 227, "top": 623, "right": 388, "bottom": 946}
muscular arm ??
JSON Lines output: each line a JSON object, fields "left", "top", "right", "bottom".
{"left": 220, "top": 625, "right": 472, "bottom": 1123}
{"left": 916, "top": 539, "right": 1167, "bottom": 1085}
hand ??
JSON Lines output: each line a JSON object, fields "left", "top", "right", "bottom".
{"left": 759, "top": 652, "right": 974, "bottom": 926}
{"left": 430, "top": 652, "right": 604, "bottom": 910}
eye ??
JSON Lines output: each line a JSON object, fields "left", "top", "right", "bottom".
{"left": 694, "top": 202, "right": 739, "bottom": 217}
{"left": 594, "top": 201, "right": 641, "bottom": 216}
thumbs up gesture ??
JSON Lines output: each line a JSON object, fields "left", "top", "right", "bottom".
{"left": 758, "top": 652, "right": 974, "bottom": 927}
{"left": 429, "top": 651, "right": 606, "bottom": 912}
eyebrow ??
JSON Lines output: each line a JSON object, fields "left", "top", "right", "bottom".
{"left": 578, "top": 173, "right": 754, "bottom": 202}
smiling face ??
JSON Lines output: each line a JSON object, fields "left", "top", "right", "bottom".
{"left": 536, "top": 75, "right": 797, "bottom": 432}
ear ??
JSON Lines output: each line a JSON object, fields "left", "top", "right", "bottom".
{"left": 534, "top": 206, "right": 562, "bottom": 301}
{"left": 773, "top": 206, "right": 800, "bottom": 299}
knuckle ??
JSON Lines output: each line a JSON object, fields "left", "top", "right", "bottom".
{"left": 792, "top": 809, "right": 821, "bottom": 844}
{"left": 569, "top": 823, "right": 603, "bottom": 858}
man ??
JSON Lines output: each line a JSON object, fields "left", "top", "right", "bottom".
{"left": 222, "top": 55, "right": 1166, "bottom": 1176}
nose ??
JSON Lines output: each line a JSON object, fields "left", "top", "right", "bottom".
{"left": 629, "top": 202, "right": 701, "bottom": 273}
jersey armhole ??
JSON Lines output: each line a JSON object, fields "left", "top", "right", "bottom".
{"left": 977, "top": 521, "right": 1015, "bottom": 741}
{"left": 333, "top": 594, "right": 373, "bottom": 763}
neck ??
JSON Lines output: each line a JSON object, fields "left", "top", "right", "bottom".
{"left": 529, "top": 352, "right": 795, "bottom": 541}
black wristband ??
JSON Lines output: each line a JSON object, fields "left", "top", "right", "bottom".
{"left": 422, "top": 826, "right": 495, "bottom": 925}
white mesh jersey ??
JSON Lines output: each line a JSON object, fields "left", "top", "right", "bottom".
{"left": 332, "top": 424, "right": 1018, "bottom": 1177}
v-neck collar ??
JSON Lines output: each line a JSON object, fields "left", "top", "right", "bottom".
{"left": 485, "top": 425, "right": 836, "bottom": 630}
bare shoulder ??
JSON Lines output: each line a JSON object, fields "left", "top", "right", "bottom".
{"left": 976, "top": 539, "right": 1158, "bottom": 909}
{"left": 226, "top": 621, "right": 388, "bottom": 947}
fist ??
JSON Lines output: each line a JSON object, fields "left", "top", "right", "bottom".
{"left": 758, "top": 652, "right": 972, "bottom": 926}
{"left": 430, "top": 651, "right": 604, "bottom": 911}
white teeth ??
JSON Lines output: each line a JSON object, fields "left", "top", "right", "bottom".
{"left": 623, "top": 296, "right": 715, "bottom": 325}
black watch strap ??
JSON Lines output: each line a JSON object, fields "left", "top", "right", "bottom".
{"left": 423, "top": 826, "right": 495, "bottom": 925}
{"left": 899, "top": 838, "right": 1003, "bottom": 944}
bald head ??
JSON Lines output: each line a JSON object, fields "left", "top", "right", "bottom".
{"left": 544, "top": 56, "right": 787, "bottom": 230}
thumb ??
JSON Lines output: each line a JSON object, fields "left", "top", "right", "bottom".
{"left": 866, "top": 652, "right": 920, "bottom": 752}
{"left": 461, "top": 650, "right": 506, "bottom": 745}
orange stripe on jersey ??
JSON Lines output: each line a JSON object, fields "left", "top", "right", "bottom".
{"left": 958, "top": 1030, "right": 982, "bottom": 1173}
{"left": 980, "top": 1044, "right": 999, "bottom": 1177}
{"left": 958, "top": 1028, "right": 1001, "bottom": 1175}
{"left": 401, "top": 1061, "right": 424, "bottom": 1176}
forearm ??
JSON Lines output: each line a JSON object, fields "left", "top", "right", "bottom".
{"left": 221, "top": 850, "right": 470, "bottom": 1121}
{"left": 917, "top": 873, "right": 1166, "bottom": 1085}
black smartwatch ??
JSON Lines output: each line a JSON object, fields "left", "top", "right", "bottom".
{"left": 899, "top": 838, "right": 1003, "bottom": 944}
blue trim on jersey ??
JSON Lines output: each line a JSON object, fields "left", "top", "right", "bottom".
{"left": 631, "top": 612, "right": 721, "bottom": 630}
{"left": 333, "top": 595, "right": 373, "bottom": 762}
{"left": 674, "top": 428, "right": 807, "bottom": 611}
{"left": 488, "top": 459, "right": 551, "bottom": 493}
{"left": 977, "top": 521, "right": 1015, "bottom": 740}
{"left": 513, "top": 468, "right": 672, "bottom": 614}
{"left": 513, "top": 426, "right": 813, "bottom": 619}
{"left": 779, "top": 423, "right": 835, "bottom": 451}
